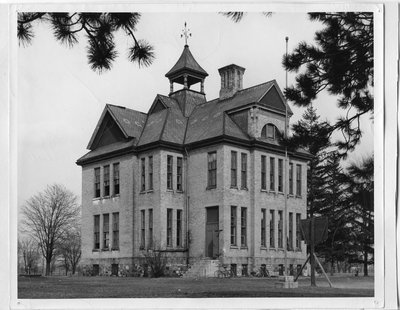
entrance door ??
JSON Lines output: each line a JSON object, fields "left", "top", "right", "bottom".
{"left": 206, "top": 207, "right": 219, "bottom": 258}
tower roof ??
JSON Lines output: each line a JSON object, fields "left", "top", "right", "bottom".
{"left": 165, "top": 45, "right": 208, "bottom": 79}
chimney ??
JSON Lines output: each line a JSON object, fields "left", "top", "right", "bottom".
{"left": 218, "top": 64, "right": 245, "bottom": 100}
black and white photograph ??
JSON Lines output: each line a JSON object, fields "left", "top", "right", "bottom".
{"left": 3, "top": 2, "right": 398, "bottom": 309}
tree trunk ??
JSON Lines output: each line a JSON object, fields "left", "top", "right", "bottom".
{"left": 330, "top": 258, "right": 334, "bottom": 276}
{"left": 363, "top": 246, "right": 368, "bottom": 276}
{"left": 45, "top": 259, "right": 51, "bottom": 276}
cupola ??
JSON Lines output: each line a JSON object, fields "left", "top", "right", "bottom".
{"left": 165, "top": 44, "right": 208, "bottom": 94}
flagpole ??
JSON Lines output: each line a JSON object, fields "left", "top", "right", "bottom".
{"left": 284, "top": 36, "right": 289, "bottom": 276}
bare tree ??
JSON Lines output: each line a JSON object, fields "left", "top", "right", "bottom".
{"left": 21, "top": 184, "right": 80, "bottom": 276}
{"left": 58, "top": 222, "right": 82, "bottom": 275}
{"left": 18, "top": 237, "right": 40, "bottom": 275}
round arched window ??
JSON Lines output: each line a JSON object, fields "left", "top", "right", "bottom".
{"left": 261, "top": 123, "right": 278, "bottom": 140}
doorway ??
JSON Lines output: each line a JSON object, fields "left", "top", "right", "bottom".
{"left": 206, "top": 206, "right": 219, "bottom": 258}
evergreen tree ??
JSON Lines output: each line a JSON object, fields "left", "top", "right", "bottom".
{"left": 285, "top": 106, "right": 331, "bottom": 285}
{"left": 18, "top": 13, "right": 154, "bottom": 72}
{"left": 345, "top": 155, "right": 374, "bottom": 276}
{"left": 283, "top": 13, "right": 373, "bottom": 156}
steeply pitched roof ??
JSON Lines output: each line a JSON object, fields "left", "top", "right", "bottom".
{"left": 107, "top": 104, "right": 147, "bottom": 139}
{"left": 165, "top": 45, "right": 208, "bottom": 78}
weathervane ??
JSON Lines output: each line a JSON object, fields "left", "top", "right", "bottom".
{"left": 181, "top": 22, "right": 192, "bottom": 46}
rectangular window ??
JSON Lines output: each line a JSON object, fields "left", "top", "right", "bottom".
{"left": 177, "top": 210, "right": 182, "bottom": 247}
{"left": 231, "top": 151, "right": 237, "bottom": 187}
{"left": 94, "top": 168, "right": 100, "bottom": 198}
{"left": 148, "top": 209, "right": 153, "bottom": 248}
{"left": 103, "top": 165, "right": 110, "bottom": 196}
{"left": 241, "top": 153, "right": 247, "bottom": 189}
{"left": 296, "top": 164, "right": 302, "bottom": 196}
{"left": 94, "top": 215, "right": 100, "bottom": 249}
{"left": 261, "top": 208, "right": 266, "bottom": 247}
{"left": 177, "top": 157, "right": 183, "bottom": 191}
{"left": 230, "top": 206, "right": 237, "bottom": 246}
{"left": 113, "top": 163, "right": 120, "bottom": 195}
{"left": 270, "top": 157, "right": 275, "bottom": 191}
{"left": 289, "top": 163, "right": 293, "bottom": 195}
{"left": 296, "top": 213, "right": 301, "bottom": 249}
{"left": 261, "top": 155, "right": 266, "bottom": 190}
{"left": 270, "top": 210, "right": 275, "bottom": 248}
{"left": 241, "top": 207, "right": 247, "bottom": 246}
{"left": 141, "top": 158, "right": 146, "bottom": 191}
{"left": 289, "top": 212, "right": 293, "bottom": 251}
{"left": 278, "top": 159, "right": 283, "bottom": 192}
{"left": 103, "top": 214, "right": 109, "bottom": 249}
{"left": 148, "top": 156, "right": 153, "bottom": 190}
{"left": 167, "top": 209, "right": 173, "bottom": 246}
{"left": 207, "top": 152, "right": 217, "bottom": 188}
{"left": 278, "top": 211, "right": 283, "bottom": 248}
{"left": 112, "top": 212, "right": 119, "bottom": 250}
{"left": 140, "top": 210, "right": 145, "bottom": 248}
{"left": 167, "top": 155, "right": 173, "bottom": 190}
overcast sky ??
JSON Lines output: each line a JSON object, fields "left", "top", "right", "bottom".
{"left": 17, "top": 12, "right": 374, "bottom": 208}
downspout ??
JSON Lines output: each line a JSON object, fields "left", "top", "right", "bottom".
{"left": 184, "top": 147, "right": 190, "bottom": 267}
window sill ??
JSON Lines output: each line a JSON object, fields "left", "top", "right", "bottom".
{"left": 260, "top": 188, "right": 268, "bottom": 192}
{"left": 112, "top": 194, "right": 120, "bottom": 198}
{"left": 230, "top": 186, "right": 238, "bottom": 189}
{"left": 260, "top": 246, "right": 267, "bottom": 250}
{"left": 206, "top": 186, "right": 216, "bottom": 190}
{"left": 240, "top": 187, "right": 248, "bottom": 191}
{"left": 176, "top": 190, "right": 184, "bottom": 193}
{"left": 92, "top": 249, "right": 100, "bottom": 252}
{"left": 102, "top": 248, "right": 110, "bottom": 251}
{"left": 92, "top": 197, "right": 101, "bottom": 201}
{"left": 295, "top": 195, "right": 302, "bottom": 199}
{"left": 230, "top": 245, "right": 238, "bottom": 249}
{"left": 277, "top": 248, "right": 285, "bottom": 251}
{"left": 277, "top": 191, "right": 284, "bottom": 195}
{"left": 240, "top": 246, "right": 248, "bottom": 250}
{"left": 111, "top": 248, "right": 119, "bottom": 251}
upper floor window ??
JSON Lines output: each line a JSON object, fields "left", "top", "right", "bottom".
{"left": 261, "top": 155, "right": 266, "bottom": 190}
{"left": 278, "top": 159, "right": 283, "bottom": 192}
{"left": 296, "top": 164, "right": 302, "bottom": 196}
{"left": 241, "top": 153, "right": 247, "bottom": 189}
{"left": 207, "top": 152, "right": 217, "bottom": 189}
{"left": 94, "top": 168, "right": 101, "bottom": 198}
{"left": 103, "top": 165, "right": 110, "bottom": 196}
{"left": 270, "top": 157, "right": 275, "bottom": 191}
{"left": 261, "top": 123, "right": 279, "bottom": 140}
{"left": 113, "top": 163, "right": 120, "bottom": 195}
{"left": 167, "top": 156, "right": 173, "bottom": 190}
{"left": 177, "top": 157, "right": 183, "bottom": 191}
{"left": 231, "top": 151, "right": 237, "bottom": 187}
{"left": 141, "top": 158, "right": 146, "bottom": 192}
{"left": 289, "top": 163, "right": 293, "bottom": 195}
{"left": 148, "top": 156, "right": 153, "bottom": 190}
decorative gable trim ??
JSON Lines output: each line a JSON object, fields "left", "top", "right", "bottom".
{"left": 257, "top": 80, "right": 293, "bottom": 116}
{"left": 148, "top": 95, "right": 168, "bottom": 115}
{"left": 87, "top": 105, "right": 129, "bottom": 150}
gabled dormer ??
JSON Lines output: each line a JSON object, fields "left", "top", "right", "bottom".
{"left": 226, "top": 79, "right": 292, "bottom": 140}
{"left": 86, "top": 104, "right": 147, "bottom": 150}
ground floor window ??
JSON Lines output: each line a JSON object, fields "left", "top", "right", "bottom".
{"left": 242, "top": 264, "right": 248, "bottom": 276}
{"left": 167, "top": 209, "right": 172, "bottom": 246}
{"left": 111, "top": 264, "right": 118, "bottom": 276}
{"left": 231, "top": 264, "right": 237, "bottom": 277}
{"left": 92, "top": 264, "right": 99, "bottom": 276}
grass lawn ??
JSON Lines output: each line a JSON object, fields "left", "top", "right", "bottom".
{"left": 18, "top": 274, "right": 374, "bottom": 299}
